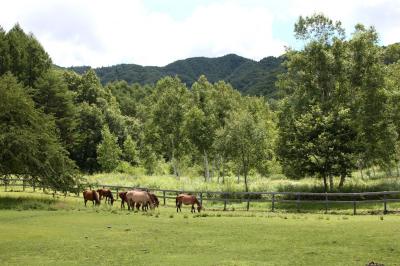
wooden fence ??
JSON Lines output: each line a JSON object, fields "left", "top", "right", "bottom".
{"left": 1, "top": 178, "right": 400, "bottom": 214}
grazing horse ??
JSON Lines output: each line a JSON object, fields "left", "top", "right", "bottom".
{"left": 119, "top": 191, "right": 128, "bottom": 209}
{"left": 126, "top": 190, "right": 154, "bottom": 211}
{"left": 97, "top": 189, "right": 114, "bottom": 205}
{"left": 139, "top": 192, "right": 160, "bottom": 211}
{"left": 176, "top": 194, "right": 203, "bottom": 213}
{"left": 83, "top": 190, "right": 100, "bottom": 206}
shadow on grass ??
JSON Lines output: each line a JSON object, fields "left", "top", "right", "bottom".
{"left": 0, "top": 195, "right": 58, "bottom": 210}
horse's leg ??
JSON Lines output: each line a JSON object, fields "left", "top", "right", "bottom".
{"left": 191, "top": 204, "right": 194, "bottom": 213}
{"left": 84, "top": 199, "right": 87, "bottom": 207}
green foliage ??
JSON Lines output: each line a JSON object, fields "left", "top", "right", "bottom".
{"left": 32, "top": 70, "right": 77, "bottom": 151}
{"left": 96, "top": 126, "right": 122, "bottom": 172}
{"left": 0, "top": 73, "right": 77, "bottom": 190}
{"left": 67, "top": 54, "right": 285, "bottom": 99}
{"left": 0, "top": 24, "right": 51, "bottom": 87}
{"left": 276, "top": 14, "right": 395, "bottom": 191}
{"left": 122, "top": 135, "right": 139, "bottom": 165}
{"left": 219, "top": 97, "right": 275, "bottom": 191}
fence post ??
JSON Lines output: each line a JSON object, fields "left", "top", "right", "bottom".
{"left": 116, "top": 188, "right": 119, "bottom": 201}
{"left": 325, "top": 193, "right": 328, "bottom": 214}
{"left": 271, "top": 193, "right": 275, "bottom": 212}
{"left": 246, "top": 193, "right": 250, "bottom": 211}
{"left": 296, "top": 193, "right": 300, "bottom": 212}
{"left": 163, "top": 191, "right": 166, "bottom": 206}
{"left": 383, "top": 195, "right": 387, "bottom": 214}
{"left": 353, "top": 201, "right": 357, "bottom": 215}
{"left": 200, "top": 192, "right": 203, "bottom": 206}
{"left": 33, "top": 181, "right": 36, "bottom": 192}
{"left": 23, "top": 179, "right": 25, "bottom": 191}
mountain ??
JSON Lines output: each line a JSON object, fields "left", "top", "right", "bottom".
{"left": 66, "top": 54, "right": 285, "bottom": 99}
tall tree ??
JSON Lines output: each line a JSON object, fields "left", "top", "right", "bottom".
{"left": 149, "top": 76, "right": 190, "bottom": 177}
{"left": 0, "top": 73, "right": 77, "bottom": 190}
{"left": 97, "top": 126, "right": 122, "bottom": 172}
{"left": 221, "top": 97, "right": 274, "bottom": 192}
{"left": 185, "top": 76, "right": 218, "bottom": 181}
{"left": 33, "top": 70, "right": 77, "bottom": 152}
{"left": 277, "top": 14, "right": 358, "bottom": 191}
{"left": 4, "top": 24, "right": 51, "bottom": 87}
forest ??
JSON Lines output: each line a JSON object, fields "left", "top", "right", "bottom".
{"left": 1, "top": 14, "right": 400, "bottom": 193}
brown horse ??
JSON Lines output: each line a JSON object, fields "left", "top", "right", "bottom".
{"left": 126, "top": 190, "right": 154, "bottom": 211}
{"left": 138, "top": 192, "right": 159, "bottom": 211}
{"left": 119, "top": 191, "right": 128, "bottom": 209}
{"left": 176, "top": 194, "right": 202, "bottom": 213}
{"left": 97, "top": 189, "right": 115, "bottom": 205}
{"left": 83, "top": 190, "right": 100, "bottom": 206}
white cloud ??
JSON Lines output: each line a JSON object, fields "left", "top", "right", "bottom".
{"left": 0, "top": 0, "right": 286, "bottom": 67}
{"left": 0, "top": 0, "right": 399, "bottom": 67}
{"left": 286, "top": 0, "right": 400, "bottom": 44}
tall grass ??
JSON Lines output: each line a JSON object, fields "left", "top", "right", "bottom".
{"left": 83, "top": 171, "right": 400, "bottom": 193}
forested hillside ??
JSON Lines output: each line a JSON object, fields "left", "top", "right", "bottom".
{"left": 67, "top": 54, "right": 285, "bottom": 99}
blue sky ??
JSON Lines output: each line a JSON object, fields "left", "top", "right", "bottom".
{"left": 1, "top": 0, "right": 399, "bottom": 67}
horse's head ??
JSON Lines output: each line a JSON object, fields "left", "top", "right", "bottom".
{"left": 110, "top": 197, "right": 115, "bottom": 205}
{"left": 197, "top": 205, "right": 203, "bottom": 213}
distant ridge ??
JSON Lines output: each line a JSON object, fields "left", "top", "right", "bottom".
{"left": 66, "top": 54, "right": 285, "bottom": 99}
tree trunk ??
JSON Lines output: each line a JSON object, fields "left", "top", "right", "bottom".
{"left": 360, "top": 167, "right": 364, "bottom": 179}
{"left": 323, "top": 175, "right": 328, "bottom": 193}
{"left": 222, "top": 157, "right": 225, "bottom": 184}
{"left": 329, "top": 175, "right": 334, "bottom": 192}
{"left": 338, "top": 174, "right": 346, "bottom": 190}
{"left": 372, "top": 167, "right": 376, "bottom": 177}
{"left": 237, "top": 168, "right": 240, "bottom": 183}
{"left": 396, "top": 163, "right": 400, "bottom": 178}
{"left": 244, "top": 171, "right": 249, "bottom": 192}
{"left": 204, "top": 150, "right": 209, "bottom": 182}
{"left": 216, "top": 156, "right": 221, "bottom": 183}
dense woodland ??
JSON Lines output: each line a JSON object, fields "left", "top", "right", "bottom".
{"left": 1, "top": 15, "right": 400, "bottom": 193}
{"left": 66, "top": 54, "right": 285, "bottom": 100}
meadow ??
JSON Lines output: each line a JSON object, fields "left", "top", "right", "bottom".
{"left": 83, "top": 168, "right": 400, "bottom": 194}
{"left": 0, "top": 191, "right": 399, "bottom": 265}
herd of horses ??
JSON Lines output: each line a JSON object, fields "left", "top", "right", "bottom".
{"left": 82, "top": 188, "right": 203, "bottom": 213}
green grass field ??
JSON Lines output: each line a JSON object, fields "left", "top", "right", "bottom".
{"left": 0, "top": 191, "right": 399, "bottom": 265}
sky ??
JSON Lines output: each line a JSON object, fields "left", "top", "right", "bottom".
{"left": 1, "top": 0, "right": 399, "bottom": 67}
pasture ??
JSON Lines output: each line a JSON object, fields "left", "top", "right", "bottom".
{"left": 0, "top": 192, "right": 399, "bottom": 265}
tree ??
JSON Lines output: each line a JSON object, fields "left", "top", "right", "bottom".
{"left": 149, "top": 76, "right": 190, "bottom": 177}
{"left": 97, "top": 126, "right": 122, "bottom": 172}
{"left": 221, "top": 98, "right": 274, "bottom": 192}
{"left": 3, "top": 24, "right": 51, "bottom": 87}
{"left": 33, "top": 70, "right": 77, "bottom": 152}
{"left": 185, "top": 76, "right": 218, "bottom": 181}
{"left": 277, "top": 14, "right": 357, "bottom": 191}
{"left": 0, "top": 73, "right": 77, "bottom": 190}
{"left": 349, "top": 24, "right": 396, "bottom": 172}
{"left": 123, "top": 135, "right": 139, "bottom": 165}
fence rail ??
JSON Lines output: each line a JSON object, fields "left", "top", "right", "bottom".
{"left": 1, "top": 178, "right": 399, "bottom": 215}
